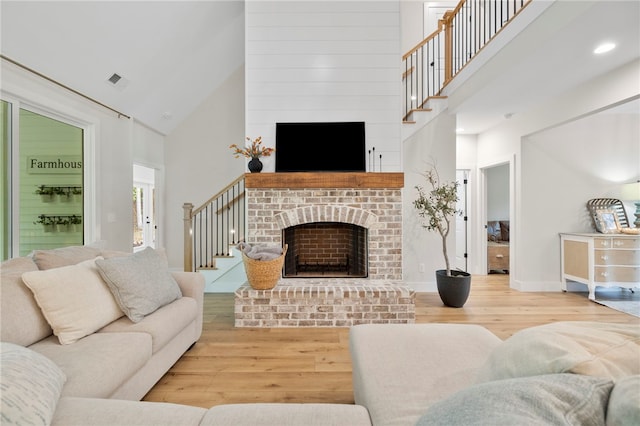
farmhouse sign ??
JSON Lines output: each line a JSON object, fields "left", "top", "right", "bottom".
{"left": 27, "top": 156, "right": 82, "bottom": 174}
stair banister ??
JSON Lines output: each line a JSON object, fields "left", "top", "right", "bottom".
{"left": 183, "top": 174, "right": 246, "bottom": 272}
{"left": 402, "top": 0, "right": 532, "bottom": 122}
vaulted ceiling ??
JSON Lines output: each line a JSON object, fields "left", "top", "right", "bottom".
{"left": 1, "top": 1, "right": 244, "bottom": 135}
{"left": 1, "top": 1, "right": 638, "bottom": 136}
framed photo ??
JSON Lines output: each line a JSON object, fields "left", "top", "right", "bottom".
{"left": 595, "top": 210, "right": 620, "bottom": 233}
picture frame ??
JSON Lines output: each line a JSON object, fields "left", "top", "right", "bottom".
{"left": 595, "top": 210, "right": 620, "bottom": 233}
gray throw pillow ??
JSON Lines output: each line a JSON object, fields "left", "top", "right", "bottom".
{"left": 95, "top": 247, "right": 182, "bottom": 323}
{"left": 416, "top": 374, "right": 613, "bottom": 426}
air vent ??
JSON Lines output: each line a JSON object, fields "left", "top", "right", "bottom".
{"left": 107, "top": 73, "right": 122, "bottom": 85}
{"left": 105, "top": 73, "right": 129, "bottom": 91}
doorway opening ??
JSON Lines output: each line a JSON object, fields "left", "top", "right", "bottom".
{"left": 483, "top": 162, "right": 510, "bottom": 275}
{"left": 133, "top": 164, "right": 156, "bottom": 251}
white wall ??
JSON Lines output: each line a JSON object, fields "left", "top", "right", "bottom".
{"left": 245, "top": 1, "right": 402, "bottom": 172}
{"left": 400, "top": 0, "right": 425, "bottom": 52}
{"left": 520, "top": 112, "right": 639, "bottom": 288}
{"left": 403, "top": 112, "right": 457, "bottom": 290}
{"left": 476, "top": 59, "right": 640, "bottom": 291}
{"left": 164, "top": 66, "right": 246, "bottom": 269}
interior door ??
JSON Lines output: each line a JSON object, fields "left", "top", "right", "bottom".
{"left": 455, "top": 169, "right": 469, "bottom": 271}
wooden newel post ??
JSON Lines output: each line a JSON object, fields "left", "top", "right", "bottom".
{"left": 442, "top": 11, "right": 454, "bottom": 85}
{"left": 183, "top": 203, "right": 194, "bottom": 272}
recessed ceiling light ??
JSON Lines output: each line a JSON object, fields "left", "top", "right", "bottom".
{"left": 456, "top": 127, "right": 465, "bottom": 133}
{"left": 594, "top": 42, "right": 616, "bottom": 54}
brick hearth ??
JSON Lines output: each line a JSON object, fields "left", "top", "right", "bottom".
{"left": 235, "top": 280, "right": 415, "bottom": 327}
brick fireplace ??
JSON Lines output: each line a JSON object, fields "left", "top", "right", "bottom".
{"left": 234, "top": 172, "right": 415, "bottom": 327}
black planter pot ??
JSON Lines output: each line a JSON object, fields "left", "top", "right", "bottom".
{"left": 248, "top": 158, "right": 263, "bottom": 173}
{"left": 435, "top": 269, "right": 471, "bottom": 308}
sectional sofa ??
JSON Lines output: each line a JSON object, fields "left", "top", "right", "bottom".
{"left": 1, "top": 245, "right": 639, "bottom": 425}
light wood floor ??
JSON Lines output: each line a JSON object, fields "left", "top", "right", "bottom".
{"left": 143, "top": 275, "right": 638, "bottom": 408}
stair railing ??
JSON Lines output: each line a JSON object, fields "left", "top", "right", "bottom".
{"left": 183, "top": 175, "right": 245, "bottom": 272}
{"left": 403, "top": 0, "right": 532, "bottom": 122}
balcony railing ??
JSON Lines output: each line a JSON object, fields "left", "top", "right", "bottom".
{"left": 403, "top": 0, "right": 532, "bottom": 122}
{"left": 183, "top": 175, "right": 245, "bottom": 272}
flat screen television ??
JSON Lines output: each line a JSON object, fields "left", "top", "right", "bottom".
{"left": 275, "top": 122, "right": 366, "bottom": 172}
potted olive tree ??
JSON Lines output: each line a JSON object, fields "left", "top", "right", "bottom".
{"left": 413, "top": 165, "right": 471, "bottom": 307}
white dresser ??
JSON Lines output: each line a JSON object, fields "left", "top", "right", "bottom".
{"left": 560, "top": 233, "right": 640, "bottom": 300}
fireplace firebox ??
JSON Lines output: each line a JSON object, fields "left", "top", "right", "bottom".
{"left": 283, "top": 222, "right": 367, "bottom": 278}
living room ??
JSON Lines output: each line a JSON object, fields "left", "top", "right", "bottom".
{"left": 1, "top": 1, "right": 639, "bottom": 424}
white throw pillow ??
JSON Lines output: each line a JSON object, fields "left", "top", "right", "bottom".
{"left": 0, "top": 342, "right": 67, "bottom": 426}
{"left": 95, "top": 247, "right": 182, "bottom": 323}
{"left": 476, "top": 321, "right": 640, "bottom": 382}
{"left": 21, "top": 257, "right": 124, "bottom": 345}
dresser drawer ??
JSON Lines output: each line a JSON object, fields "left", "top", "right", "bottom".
{"left": 594, "top": 237, "right": 640, "bottom": 249}
{"left": 594, "top": 249, "right": 640, "bottom": 265}
{"left": 612, "top": 238, "right": 640, "bottom": 249}
{"left": 594, "top": 266, "right": 640, "bottom": 283}
{"left": 594, "top": 238, "right": 612, "bottom": 248}
{"left": 488, "top": 245, "right": 509, "bottom": 270}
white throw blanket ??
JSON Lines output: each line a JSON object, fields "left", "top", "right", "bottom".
{"left": 236, "top": 242, "right": 283, "bottom": 261}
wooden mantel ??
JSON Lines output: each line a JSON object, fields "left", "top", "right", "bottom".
{"left": 244, "top": 172, "right": 404, "bottom": 189}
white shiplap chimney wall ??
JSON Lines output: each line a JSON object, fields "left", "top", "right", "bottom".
{"left": 245, "top": 0, "right": 402, "bottom": 172}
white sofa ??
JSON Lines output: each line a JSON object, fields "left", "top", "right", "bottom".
{"left": 1, "top": 246, "right": 638, "bottom": 425}
{"left": 350, "top": 322, "right": 640, "bottom": 426}
{"left": 1, "top": 245, "right": 204, "bottom": 402}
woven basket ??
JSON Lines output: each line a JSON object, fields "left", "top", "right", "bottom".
{"left": 242, "top": 244, "right": 288, "bottom": 290}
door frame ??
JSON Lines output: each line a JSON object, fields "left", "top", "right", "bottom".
{"left": 478, "top": 155, "right": 515, "bottom": 281}
{"left": 133, "top": 164, "right": 156, "bottom": 252}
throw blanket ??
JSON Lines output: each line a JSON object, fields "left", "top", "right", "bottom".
{"left": 237, "top": 242, "right": 283, "bottom": 261}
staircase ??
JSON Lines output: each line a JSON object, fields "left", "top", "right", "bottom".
{"left": 183, "top": 175, "right": 247, "bottom": 292}
{"left": 403, "top": 0, "right": 532, "bottom": 126}
{"left": 185, "top": 0, "right": 532, "bottom": 292}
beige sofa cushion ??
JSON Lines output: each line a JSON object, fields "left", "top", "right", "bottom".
{"left": 0, "top": 257, "right": 52, "bottom": 346}
{"left": 201, "top": 403, "right": 372, "bottom": 426}
{"left": 1, "top": 342, "right": 67, "bottom": 426}
{"left": 99, "top": 296, "right": 198, "bottom": 353}
{"left": 30, "top": 332, "right": 152, "bottom": 399}
{"left": 53, "top": 397, "right": 207, "bottom": 426}
{"left": 96, "top": 247, "right": 181, "bottom": 323}
{"left": 350, "top": 323, "right": 502, "bottom": 426}
{"left": 32, "top": 245, "right": 101, "bottom": 270}
{"left": 476, "top": 321, "right": 640, "bottom": 382}
{"left": 22, "top": 257, "right": 124, "bottom": 345}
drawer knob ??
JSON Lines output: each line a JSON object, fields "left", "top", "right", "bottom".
{"left": 600, "top": 271, "right": 609, "bottom": 277}
{"left": 600, "top": 255, "right": 608, "bottom": 260}
{"left": 614, "top": 241, "right": 624, "bottom": 247}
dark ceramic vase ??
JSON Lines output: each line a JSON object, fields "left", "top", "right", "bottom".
{"left": 248, "top": 157, "right": 263, "bottom": 173}
{"left": 435, "top": 269, "right": 471, "bottom": 308}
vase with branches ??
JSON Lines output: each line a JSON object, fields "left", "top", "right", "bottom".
{"left": 229, "top": 136, "right": 275, "bottom": 173}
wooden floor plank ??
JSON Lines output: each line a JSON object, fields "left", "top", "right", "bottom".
{"left": 143, "top": 275, "right": 638, "bottom": 408}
